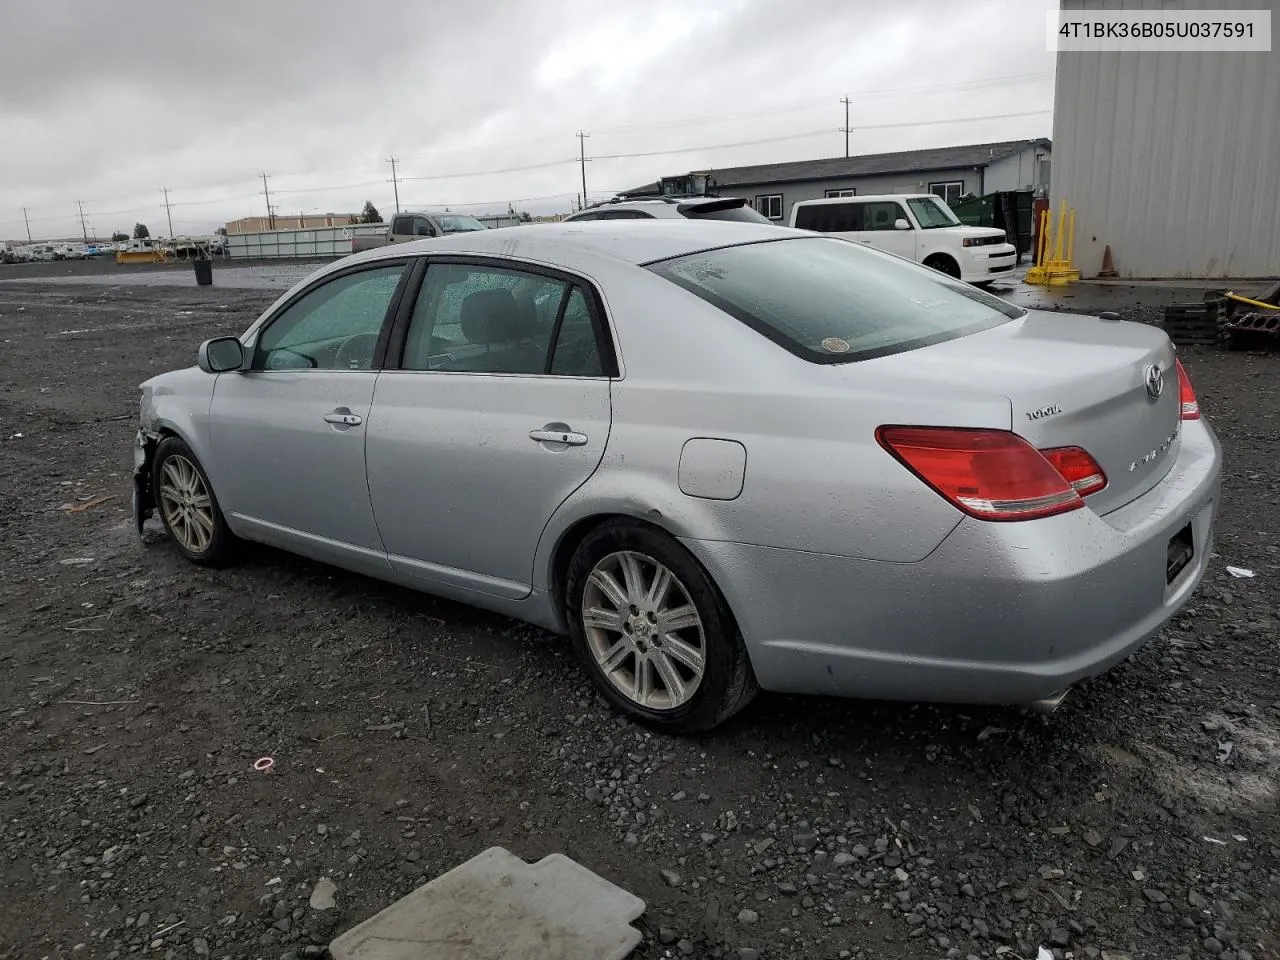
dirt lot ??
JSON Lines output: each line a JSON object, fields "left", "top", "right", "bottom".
{"left": 1, "top": 264, "right": 1277, "bottom": 960}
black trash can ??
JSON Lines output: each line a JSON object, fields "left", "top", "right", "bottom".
{"left": 193, "top": 258, "right": 213, "bottom": 286}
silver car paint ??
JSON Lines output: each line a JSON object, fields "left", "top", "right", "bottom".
{"left": 139, "top": 221, "right": 1222, "bottom": 705}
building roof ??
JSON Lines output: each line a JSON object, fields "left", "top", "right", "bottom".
{"left": 679, "top": 138, "right": 1051, "bottom": 189}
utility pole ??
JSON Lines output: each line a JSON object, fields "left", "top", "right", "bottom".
{"left": 840, "top": 96, "right": 852, "bottom": 158}
{"left": 22, "top": 206, "right": 32, "bottom": 243}
{"left": 386, "top": 156, "right": 401, "bottom": 213}
{"left": 260, "top": 173, "right": 275, "bottom": 230}
{"left": 76, "top": 200, "right": 89, "bottom": 242}
{"left": 576, "top": 131, "right": 590, "bottom": 208}
{"left": 161, "top": 187, "right": 174, "bottom": 238}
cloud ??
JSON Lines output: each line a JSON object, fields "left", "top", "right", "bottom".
{"left": 0, "top": 0, "right": 1055, "bottom": 239}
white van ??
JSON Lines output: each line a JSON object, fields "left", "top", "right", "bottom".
{"left": 789, "top": 194, "right": 1016, "bottom": 286}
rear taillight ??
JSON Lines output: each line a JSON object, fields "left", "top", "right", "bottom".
{"left": 1041, "top": 446, "right": 1107, "bottom": 496}
{"left": 876, "top": 426, "right": 1084, "bottom": 522}
{"left": 1175, "top": 358, "right": 1200, "bottom": 420}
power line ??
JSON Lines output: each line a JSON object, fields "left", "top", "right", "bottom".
{"left": 397, "top": 158, "right": 574, "bottom": 182}
{"left": 386, "top": 157, "right": 400, "bottom": 214}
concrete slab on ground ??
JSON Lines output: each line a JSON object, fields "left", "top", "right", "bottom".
{"left": 328, "top": 847, "right": 645, "bottom": 960}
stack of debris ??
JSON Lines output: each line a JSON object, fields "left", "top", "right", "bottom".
{"left": 1163, "top": 281, "right": 1280, "bottom": 350}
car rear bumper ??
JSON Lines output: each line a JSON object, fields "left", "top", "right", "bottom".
{"left": 683, "top": 417, "right": 1222, "bottom": 705}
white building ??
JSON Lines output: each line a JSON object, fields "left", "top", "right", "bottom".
{"left": 1052, "top": 0, "right": 1280, "bottom": 278}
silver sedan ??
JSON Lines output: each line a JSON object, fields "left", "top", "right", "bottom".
{"left": 133, "top": 221, "right": 1221, "bottom": 732}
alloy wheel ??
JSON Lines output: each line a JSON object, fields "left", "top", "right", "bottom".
{"left": 158, "top": 454, "right": 215, "bottom": 553}
{"left": 581, "top": 550, "right": 706, "bottom": 710}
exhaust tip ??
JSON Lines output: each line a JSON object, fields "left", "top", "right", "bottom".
{"left": 1026, "top": 688, "right": 1071, "bottom": 715}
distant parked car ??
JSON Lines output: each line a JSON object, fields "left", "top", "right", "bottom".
{"left": 388, "top": 211, "right": 487, "bottom": 243}
{"left": 790, "top": 193, "right": 1017, "bottom": 285}
{"left": 564, "top": 195, "right": 772, "bottom": 223}
{"left": 132, "top": 221, "right": 1220, "bottom": 732}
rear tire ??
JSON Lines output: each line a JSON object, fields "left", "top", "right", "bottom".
{"left": 924, "top": 254, "right": 961, "bottom": 279}
{"left": 565, "top": 521, "right": 758, "bottom": 733}
{"left": 152, "top": 437, "right": 236, "bottom": 567}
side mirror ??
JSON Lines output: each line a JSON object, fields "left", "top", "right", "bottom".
{"left": 198, "top": 337, "right": 245, "bottom": 374}
{"left": 894, "top": 218, "right": 911, "bottom": 231}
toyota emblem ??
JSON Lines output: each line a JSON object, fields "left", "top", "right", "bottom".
{"left": 1144, "top": 364, "right": 1164, "bottom": 400}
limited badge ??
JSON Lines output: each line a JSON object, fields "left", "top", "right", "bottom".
{"left": 821, "top": 337, "right": 851, "bottom": 354}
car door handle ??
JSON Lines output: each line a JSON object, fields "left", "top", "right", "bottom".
{"left": 529, "top": 428, "right": 587, "bottom": 446}
{"left": 324, "top": 412, "right": 362, "bottom": 426}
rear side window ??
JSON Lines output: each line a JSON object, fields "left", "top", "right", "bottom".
{"left": 681, "top": 200, "right": 773, "bottom": 224}
{"left": 794, "top": 202, "right": 860, "bottom": 233}
{"left": 648, "top": 237, "right": 1023, "bottom": 364}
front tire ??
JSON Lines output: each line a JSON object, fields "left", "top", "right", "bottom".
{"left": 152, "top": 437, "right": 236, "bottom": 567}
{"left": 924, "top": 253, "right": 961, "bottom": 279}
{"left": 565, "top": 521, "right": 758, "bottom": 733}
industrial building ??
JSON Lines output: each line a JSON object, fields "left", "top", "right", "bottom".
{"left": 630, "top": 139, "right": 1051, "bottom": 223}
{"left": 224, "top": 213, "right": 359, "bottom": 234}
{"left": 1052, "top": 0, "right": 1280, "bottom": 278}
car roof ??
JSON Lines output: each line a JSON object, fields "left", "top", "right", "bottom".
{"left": 794, "top": 194, "right": 934, "bottom": 206}
{"left": 356, "top": 221, "right": 805, "bottom": 268}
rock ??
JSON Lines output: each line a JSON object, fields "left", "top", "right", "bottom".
{"left": 701, "top": 832, "right": 718, "bottom": 845}
{"left": 833, "top": 853, "right": 857, "bottom": 868}
{"left": 793, "top": 832, "right": 818, "bottom": 853}
{"left": 851, "top": 844, "right": 870, "bottom": 858}
{"left": 1189, "top": 890, "right": 1210, "bottom": 909}
{"left": 1203, "top": 938, "right": 1224, "bottom": 956}
{"left": 659, "top": 927, "right": 677, "bottom": 944}
{"left": 738, "top": 908, "right": 758, "bottom": 925}
{"left": 677, "top": 939, "right": 694, "bottom": 956}
{"left": 1143, "top": 888, "right": 1168, "bottom": 903}
{"left": 1011, "top": 888, "right": 1028, "bottom": 902}
{"left": 1049, "top": 928, "right": 1071, "bottom": 947}
{"left": 1083, "top": 829, "right": 1103, "bottom": 847}
{"left": 192, "top": 939, "right": 209, "bottom": 957}
{"left": 661, "top": 869, "right": 683, "bottom": 888}
{"left": 308, "top": 878, "right": 337, "bottom": 911}
{"left": 777, "top": 881, "right": 798, "bottom": 895}
{"left": 738, "top": 950, "right": 760, "bottom": 960}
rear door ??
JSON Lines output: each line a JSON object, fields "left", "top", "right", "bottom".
{"left": 365, "top": 257, "right": 615, "bottom": 599}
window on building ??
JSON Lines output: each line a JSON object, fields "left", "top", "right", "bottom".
{"left": 1038, "top": 158, "right": 1051, "bottom": 189}
{"left": 824, "top": 188, "right": 856, "bottom": 198}
{"left": 755, "top": 194, "right": 784, "bottom": 220}
{"left": 929, "top": 181, "right": 964, "bottom": 207}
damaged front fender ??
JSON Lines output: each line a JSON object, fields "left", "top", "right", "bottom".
{"left": 132, "top": 428, "right": 159, "bottom": 537}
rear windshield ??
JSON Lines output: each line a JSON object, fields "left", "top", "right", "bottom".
{"left": 681, "top": 200, "right": 773, "bottom": 224}
{"left": 647, "top": 236, "right": 1023, "bottom": 363}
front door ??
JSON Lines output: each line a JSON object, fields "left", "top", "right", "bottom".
{"left": 208, "top": 261, "right": 411, "bottom": 574}
{"left": 366, "top": 258, "right": 614, "bottom": 599}
{"left": 852, "top": 200, "right": 918, "bottom": 260}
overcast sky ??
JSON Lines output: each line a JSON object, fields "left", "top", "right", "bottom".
{"left": 0, "top": 0, "right": 1057, "bottom": 241}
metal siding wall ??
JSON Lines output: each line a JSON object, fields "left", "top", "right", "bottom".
{"left": 1054, "top": 0, "right": 1280, "bottom": 278}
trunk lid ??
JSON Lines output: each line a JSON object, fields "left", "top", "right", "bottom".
{"left": 867, "top": 310, "right": 1182, "bottom": 514}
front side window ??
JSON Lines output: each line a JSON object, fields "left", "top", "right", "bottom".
{"left": 909, "top": 196, "right": 962, "bottom": 229}
{"left": 754, "top": 194, "right": 783, "bottom": 220}
{"left": 401, "top": 263, "right": 606, "bottom": 377}
{"left": 861, "top": 201, "right": 908, "bottom": 231}
{"left": 648, "top": 237, "right": 1022, "bottom": 364}
{"left": 254, "top": 264, "right": 406, "bottom": 371}
{"left": 413, "top": 217, "right": 438, "bottom": 237}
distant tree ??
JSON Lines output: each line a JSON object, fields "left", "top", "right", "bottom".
{"left": 358, "top": 201, "right": 383, "bottom": 224}
{"left": 111, "top": 231, "right": 128, "bottom": 242}
{"left": 215, "top": 226, "right": 228, "bottom": 237}
{"left": 132, "top": 223, "right": 150, "bottom": 240}
{"left": 519, "top": 211, "right": 532, "bottom": 222}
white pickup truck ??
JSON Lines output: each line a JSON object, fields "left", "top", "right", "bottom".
{"left": 789, "top": 193, "right": 1016, "bottom": 286}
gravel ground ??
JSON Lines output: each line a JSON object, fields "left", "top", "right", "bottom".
{"left": 1, "top": 269, "right": 1277, "bottom": 960}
